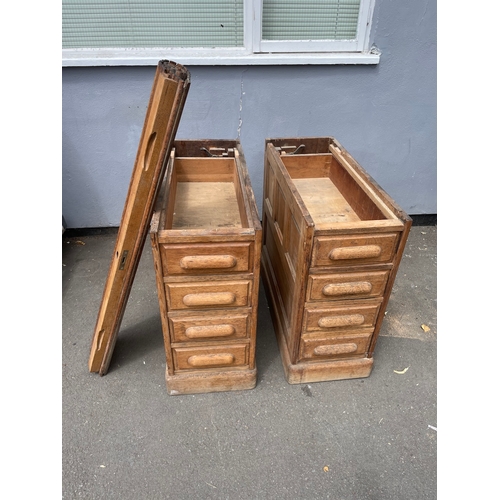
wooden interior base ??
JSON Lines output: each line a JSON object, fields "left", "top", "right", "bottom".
{"left": 172, "top": 181, "right": 242, "bottom": 229}
{"left": 88, "top": 61, "right": 190, "bottom": 375}
{"left": 166, "top": 368, "right": 257, "bottom": 395}
{"left": 293, "top": 177, "right": 361, "bottom": 225}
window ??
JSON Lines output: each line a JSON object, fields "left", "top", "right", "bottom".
{"left": 62, "top": 0, "right": 379, "bottom": 66}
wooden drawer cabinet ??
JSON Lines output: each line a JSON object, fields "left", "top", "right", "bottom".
{"left": 150, "top": 140, "right": 261, "bottom": 395}
{"left": 261, "top": 137, "right": 411, "bottom": 384}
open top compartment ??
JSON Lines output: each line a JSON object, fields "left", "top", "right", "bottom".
{"left": 166, "top": 156, "right": 248, "bottom": 230}
{"left": 267, "top": 137, "right": 404, "bottom": 232}
{"left": 154, "top": 140, "right": 258, "bottom": 235}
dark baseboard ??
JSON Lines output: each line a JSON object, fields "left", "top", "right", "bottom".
{"left": 64, "top": 214, "right": 437, "bottom": 238}
{"left": 408, "top": 214, "right": 437, "bottom": 226}
{"left": 64, "top": 227, "right": 119, "bottom": 238}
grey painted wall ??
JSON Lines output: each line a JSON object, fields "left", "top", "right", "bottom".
{"left": 62, "top": 0, "right": 436, "bottom": 229}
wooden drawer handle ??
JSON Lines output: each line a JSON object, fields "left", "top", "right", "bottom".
{"left": 329, "top": 245, "right": 382, "bottom": 261}
{"left": 313, "top": 343, "right": 358, "bottom": 356}
{"left": 185, "top": 324, "right": 235, "bottom": 339}
{"left": 318, "top": 314, "right": 365, "bottom": 328}
{"left": 187, "top": 353, "right": 235, "bottom": 367}
{"left": 183, "top": 292, "right": 236, "bottom": 307}
{"left": 180, "top": 255, "right": 237, "bottom": 270}
{"left": 322, "top": 282, "right": 373, "bottom": 296}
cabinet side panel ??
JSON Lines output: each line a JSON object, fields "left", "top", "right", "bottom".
{"left": 150, "top": 230, "right": 175, "bottom": 375}
{"left": 263, "top": 216, "right": 295, "bottom": 339}
{"left": 262, "top": 144, "right": 314, "bottom": 362}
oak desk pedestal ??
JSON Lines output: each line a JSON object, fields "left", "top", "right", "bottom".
{"left": 150, "top": 140, "right": 262, "bottom": 395}
{"left": 261, "top": 137, "right": 411, "bottom": 384}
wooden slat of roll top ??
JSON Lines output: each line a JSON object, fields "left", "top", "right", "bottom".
{"left": 88, "top": 61, "right": 190, "bottom": 375}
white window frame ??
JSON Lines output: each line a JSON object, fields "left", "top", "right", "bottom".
{"left": 62, "top": 0, "right": 379, "bottom": 67}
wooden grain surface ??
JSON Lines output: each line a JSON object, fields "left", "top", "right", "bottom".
{"left": 293, "top": 177, "right": 361, "bottom": 225}
{"left": 172, "top": 182, "right": 242, "bottom": 229}
{"left": 88, "top": 61, "right": 190, "bottom": 375}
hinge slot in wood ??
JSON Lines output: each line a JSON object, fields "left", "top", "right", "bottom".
{"left": 119, "top": 250, "right": 129, "bottom": 270}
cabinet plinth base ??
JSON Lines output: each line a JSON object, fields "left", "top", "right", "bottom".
{"left": 166, "top": 368, "right": 257, "bottom": 395}
{"left": 275, "top": 326, "right": 373, "bottom": 384}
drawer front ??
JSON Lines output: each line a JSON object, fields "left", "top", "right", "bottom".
{"left": 169, "top": 312, "right": 249, "bottom": 343}
{"left": 307, "top": 271, "right": 390, "bottom": 302}
{"left": 160, "top": 242, "right": 252, "bottom": 276}
{"left": 303, "top": 300, "right": 382, "bottom": 334}
{"left": 172, "top": 344, "right": 249, "bottom": 371}
{"left": 299, "top": 333, "right": 372, "bottom": 361}
{"left": 312, "top": 233, "right": 399, "bottom": 268}
{"left": 166, "top": 280, "right": 252, "bottom": 311}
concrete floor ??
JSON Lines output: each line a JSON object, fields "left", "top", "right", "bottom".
{"left": 62, "top": 224, "right": 437, "bottom": 500}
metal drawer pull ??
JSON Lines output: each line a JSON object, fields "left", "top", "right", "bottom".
{"left": 322, "top": 282, "right": 372, "bottom": 296}
{"left": 180, "top": 254, "right": 237, "bottom": 270}
{"left": 183, "top": 292, "right": 236, "bottom": 307}
{"left": 313, "top": 343, "right": 358, "bottom": 356}
{"left": 329, "top": 245, "right": 382, "bottom": 261}
{"left": 185, "top": 324, "right": 235, "bottom": 339}
{"left": 318, "top": 314, "right": 365, "bottom": 328}
{"left": 187, "top": 353, "right": 235, "bottom": 367}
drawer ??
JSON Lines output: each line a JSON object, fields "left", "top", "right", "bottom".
{"left": 172, "top": 343, "right": 249, "bottom": 371}
{"left": 168, "top": 311, "right": 250, "bottom": 343}
{"left": 302, "top": 300, "right": 382, "bottom": 333}
{"left": 160, "top": 242, "right": 253, "bottom": 276}
{"left": 299, "top": 333, "right": 372, "bottom": 361}
{"left": 312, "top": 233, "right": 399, "bottom": 268}
{"left": 307, "top": 271, "right": 390, "bottom": 302}
{"left": 166, "top": 280, "right": 252, "bottom": 311}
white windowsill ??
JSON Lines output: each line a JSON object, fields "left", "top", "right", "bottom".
{"left": 62, "top": 48, "right": 381, "bottom": 67}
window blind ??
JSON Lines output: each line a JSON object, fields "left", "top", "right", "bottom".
{"left": 262, "top": 0, "right": 361, "bottom": 41}
{"left": 62, "top": 0, "right": 244, "bottom": 49}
